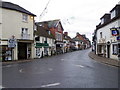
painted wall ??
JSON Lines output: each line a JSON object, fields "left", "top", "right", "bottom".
{"left": 2, "top": 8, "right": 34, "bottom": 40}
{"left": 96, "top": 18, "right": 120, "bottom": 60}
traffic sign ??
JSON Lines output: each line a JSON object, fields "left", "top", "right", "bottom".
{"left": 8, "top": 38, "right": 17, "bottom": 48}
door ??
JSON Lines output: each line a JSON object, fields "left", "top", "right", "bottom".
{"left": 18, "top": 42, "right": 27, "bottom": 60}
{"left": 107, "top": 45, "right": 110, "bottom": 58}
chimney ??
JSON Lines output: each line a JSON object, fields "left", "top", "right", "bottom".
{"left": 64, "top": 32, "right": 68, "bottom": 36}
{"left": 76, "top": 32, "right": 80, "bottom": 36}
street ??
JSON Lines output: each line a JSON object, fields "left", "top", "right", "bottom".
{"left": 2, "top": 49, "right": 118, "bottom": 88}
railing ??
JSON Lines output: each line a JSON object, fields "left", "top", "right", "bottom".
{"left": 21, "top": 34, "right": 30, "bottom": 39}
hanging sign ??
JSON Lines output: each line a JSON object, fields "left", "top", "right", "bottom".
{"left": 110, "top": 28, "right": 119, "bottom": 36}
{"left": 117, "top": 36, "right": 120, "bottom": 41}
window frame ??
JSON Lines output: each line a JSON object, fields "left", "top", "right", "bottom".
{"left": 112, "top": 44, "right": 118, "bottom": 55}
{"left": 22, "top": 14, "right": 28, "bottom": 22}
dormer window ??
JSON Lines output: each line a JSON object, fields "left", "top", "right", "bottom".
{"left": 111, "top": 10, "right": 116, "bottom": 19}
{"left": 101, "top": 18, "right": 104, "bottom": 24}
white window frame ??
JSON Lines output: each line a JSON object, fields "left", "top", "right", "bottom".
{"left": 21, "top": 28, "right": 28, "bottom": 34}
{"left": 22, "top": 14, "right": 28, "bottom": 22}
{"left": 111, "top": 10, "right": 116, "bottom": 19}
{"left": 101, "top": 18, "right": 104, "bottom": 24}
{"left": 112, "top": 44, "right": 118, "bottom": 55}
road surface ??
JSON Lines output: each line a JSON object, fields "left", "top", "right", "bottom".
{"left": 2, "top": 49, "right": 118, "bottom": 88}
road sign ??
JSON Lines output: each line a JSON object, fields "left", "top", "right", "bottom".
{"left": 8, "top": 38, "right": 17, "bottom": 48}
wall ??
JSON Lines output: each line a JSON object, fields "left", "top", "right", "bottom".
{"left": 2, "top": 8, "right": 34, "bottom": 40}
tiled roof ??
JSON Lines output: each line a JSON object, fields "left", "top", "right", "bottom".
{"left": 36, "top": 19, "right": 64, "bottom": 31}
{"left": 1, "top": 1, "right": 36, "bottom": 16}
{"left": 35, "top": 25, "right": 55, "bottom": 39}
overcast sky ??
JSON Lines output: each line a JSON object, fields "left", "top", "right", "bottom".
{"left": 3, "top": 0, "right": 120, "bottom": 41}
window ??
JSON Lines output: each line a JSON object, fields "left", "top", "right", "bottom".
{"left": 111, "top": 10, "right": 116, "bottom": 19}
{"left": 21, "top": 28, "right": 29, "bottom": 39}
{"left": 58, "top": 24, "right": 61, "bottom": 31}
{"left": 100, "top": 32, "right": 102, "bottom": 38}
{"left": 34, "top": 25, "right": 37, "bottom": 31}
{"left": 21, "top": 28, "right": 28, "bottom": 34}
{"left": 42, "top": 38, "right": 44, "bottom": 43}
{"left": 101, "top": 18, "right": 104, "bottom": 24}
{"left": 113, "top": 44, "right": 118, "bottom": 55}
{"left": 56, "top": 32, "right": 62, "bottom": 41}
{"left": 22, "top": 14, "right": 28, "bottom": 22}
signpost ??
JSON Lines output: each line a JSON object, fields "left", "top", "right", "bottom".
{"left": 7, "top": 35, "right": 17, "bottom": 60}
{"left": 8, "top": 35, "right": 17, "bottom": 48}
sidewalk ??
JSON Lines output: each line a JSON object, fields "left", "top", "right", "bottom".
{"left": 89, "top": 51, "right": 120, "bottom": 67}
{"left": 2, "top": 59, "right": 34, "bottom": 66}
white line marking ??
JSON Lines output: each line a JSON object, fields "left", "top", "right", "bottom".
{"left": 19, "top": 69, "right": 23, "bottom": 73}
{"left": 48, "top": 68, "right": 53, "bottom": 71}
{"left": 61, "top": 59, "right": 64, "bottom": 61}
{"left": 41, "top": 83, "right": 60, "bottom": 87}
{"left": 75, "top": 65, "right": 84, "bottom": 68}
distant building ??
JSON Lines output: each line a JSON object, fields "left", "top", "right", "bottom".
{"left": 93, "top": 3, "right": 120, "bottom": 60}
{"left": 36, "top": 19, "right": 64, "bottom": 54}
{"left": 73, "top": 32, "right": 90, "bottom": 50}
{"left": 0, "top": 1, "right": 36, "bottom": 61}
{"left": 63, "top": 32, "right": 75, "bottom": 52}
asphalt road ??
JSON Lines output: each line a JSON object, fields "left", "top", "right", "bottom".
{"left": 2, "top": 49, "right": 118, "bottom": 88}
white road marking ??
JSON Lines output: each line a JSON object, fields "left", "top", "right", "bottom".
{"left": 61, "top": 59, "right": 65, "bottom": 61}
{"left": 48, "top": 68, "right": 53, "bottom": 71}
{"left": 75, "top": 65, "right": 84, "bottom": 68}
{"left": 19, "top": 69, "right": 23, "bottom": 73}
{"left": 41, "top": 83, "right": 60, "bottom": 88}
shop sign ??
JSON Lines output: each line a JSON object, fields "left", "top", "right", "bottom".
{"left": 117, "top": 36, "right": 120, "bottom": 40}
{"left": 35, "top": 43, "right": 49, "bottom": 48}
{"left": 110, "top": 28, "right": 119, "bottom": 36}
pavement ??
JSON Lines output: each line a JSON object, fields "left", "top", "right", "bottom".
{"left": 89, "top": 51, "right": 120, "bottom": 67}
{"left": 2, "top": 59, "right": 34, "bottom": 66}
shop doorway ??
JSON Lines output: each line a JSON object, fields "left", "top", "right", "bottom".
{"left": 107, "top": 45, "right": 110, "bottom": 58}
{"left": 18, "top": 42, "right": 27, "bottom": 60}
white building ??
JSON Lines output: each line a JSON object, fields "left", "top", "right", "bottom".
{"left": 0, "top": 1, "right": 36, "bottom": 61}
{"left": 34, "top": 25, "right": 56, "bottom": 58}
{"left": 95, "top": 4, "right": 120, "bottom": 60}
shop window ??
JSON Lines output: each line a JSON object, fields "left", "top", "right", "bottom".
{"left": 113, "top": 44, "right": 118, "bottom": 55}
{"left": 100, "top": 32, "right": 103, "bottom": 38}
{"left": 2, "top": 46, "right": 12, "bottom": 61}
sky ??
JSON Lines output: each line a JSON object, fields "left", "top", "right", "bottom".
{"left": 3, "top": 0, "right": 120, "bottom": 41}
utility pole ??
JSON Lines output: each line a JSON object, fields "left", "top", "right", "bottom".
{"left": 39, "top": 0, "right": 51, "bottom": 21}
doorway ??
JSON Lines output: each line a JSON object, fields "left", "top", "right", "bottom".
{"left": 18, "top": 42, "right": 27, "bottom": 60}
{"left": 107, "top": 45, "right": 110, "bottom": 58}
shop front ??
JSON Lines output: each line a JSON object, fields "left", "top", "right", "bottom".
{"left": 18, "top": 40, "right": 33, "bottom": 60}
{"left": 97, "top": 43, "right": 106, "bottom": 57}
{"left": 35, "top": 42, "right": 49, "bottom": 58}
